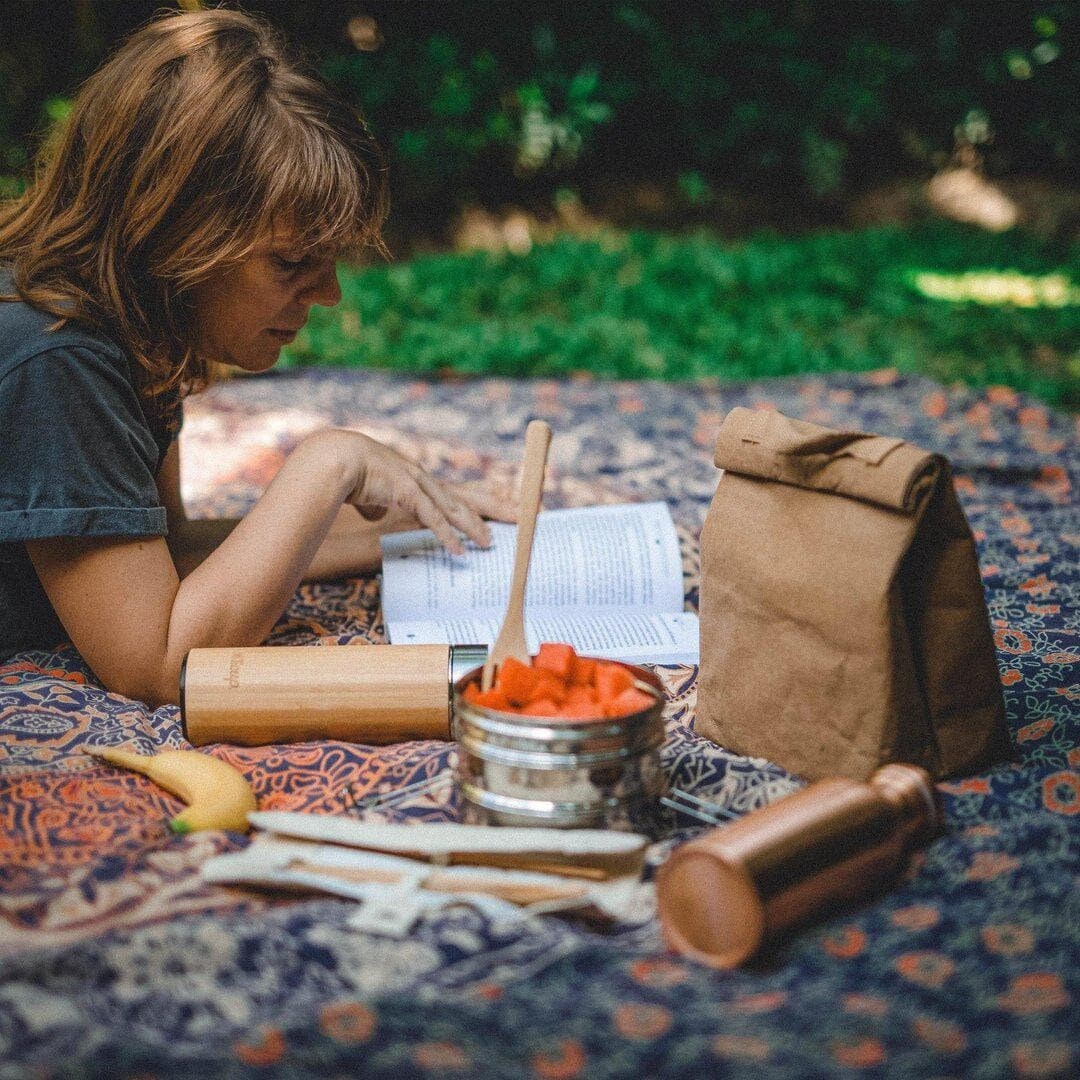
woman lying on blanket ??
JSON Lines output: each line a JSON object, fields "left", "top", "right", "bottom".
{"left": 0, "top": 9, "right": 510, "bottom": 704}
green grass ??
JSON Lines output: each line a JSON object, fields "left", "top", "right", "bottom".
{"left": 285, "top": 223, "right": 1080, "bottom": 408}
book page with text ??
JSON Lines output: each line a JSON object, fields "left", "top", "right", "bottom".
{"left": 387, "top": 611, "right": 699, "bottom": 665}
{"left": 380, "top": 501, "right": 685, "bottom": 625}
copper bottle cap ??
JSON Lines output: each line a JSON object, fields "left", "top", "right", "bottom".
{"left": 656, "top": 847, "right": 765, "bottom": 969}
{"left": 869, "top": 763, "right": 943, "bottom": 839}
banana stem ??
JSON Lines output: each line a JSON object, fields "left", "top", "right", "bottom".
{"left": 86, "top": 746, "right": 152, "bottom": 774}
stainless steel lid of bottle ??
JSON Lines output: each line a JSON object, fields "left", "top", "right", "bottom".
{"left": 448, "top": 644, "right": 489, "bottom": 713}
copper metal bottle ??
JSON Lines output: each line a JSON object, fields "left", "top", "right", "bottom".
{"left": 656, "top": 763, "right": 942, "bottom": 968}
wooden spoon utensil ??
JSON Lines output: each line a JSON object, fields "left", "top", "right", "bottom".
{"left": 481, "top": 419, "right": 552, "bottom": 691}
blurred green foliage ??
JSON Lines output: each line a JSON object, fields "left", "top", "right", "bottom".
{"left": 323, "top": 0, "right": 1079, "bottom": 217}
{"left": 0, "top": 2, "right": 1075, "bottom": 222}
{"left": 284, "top": 223, "right": 1079, "bottom": 408}
{"left": 2, "top": 4, "right": 1075, "bottom": 403}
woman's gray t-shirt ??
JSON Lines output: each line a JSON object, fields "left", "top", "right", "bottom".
{"left": 0, "top": 277, "right": 180, "bottom": 657}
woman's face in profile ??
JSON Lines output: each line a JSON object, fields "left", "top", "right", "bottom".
{"left": 192, "top": 232, "right": 342, "bottom": 372}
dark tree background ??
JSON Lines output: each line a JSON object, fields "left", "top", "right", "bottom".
{"left": 1, "top": 1, "right": 1075, "bottom": 229}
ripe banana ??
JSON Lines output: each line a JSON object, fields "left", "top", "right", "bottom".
{"left": 88, "top": 746, "right": 257, "bottom": 834}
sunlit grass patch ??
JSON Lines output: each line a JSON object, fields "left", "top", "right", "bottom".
{"left": 911, "top": 270, "right": 1077, "bottom": 308}
{"left": 284, "top": 222, "right": 1079, "bottom": 408}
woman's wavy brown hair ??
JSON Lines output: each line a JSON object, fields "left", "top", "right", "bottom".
{"left": 0, "top": 7, "right": 388, "bottom": 400}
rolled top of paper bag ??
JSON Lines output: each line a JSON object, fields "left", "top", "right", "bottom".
{"left": 713, "top": 407, "right": 940, "bottom": 513}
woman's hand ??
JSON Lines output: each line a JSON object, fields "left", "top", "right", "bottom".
{"left": 304, "top": 478, "right": 518, "bottom": 581}
{"left": 331, "top": 430, "right": 492, "bottom": 555}
{"left": 446, "top": 478, "right": 519, "bottom": 525}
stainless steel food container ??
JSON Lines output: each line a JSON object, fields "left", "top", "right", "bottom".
{"left": 452, "top": 662, "right": 667, "bottom": 831}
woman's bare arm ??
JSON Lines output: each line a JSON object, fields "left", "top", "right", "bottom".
{"left": 154, "top": 439, "right": 241, "bottom": 577}
{"left": 26, "top": 429, "right": 490, "bottom": 707}
{"left": 156, "top": 438, "right": 515, "bottom": 581}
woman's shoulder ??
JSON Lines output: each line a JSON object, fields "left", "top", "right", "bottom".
{"left": 0, "top": 276, "right": 127, "bottom": 381}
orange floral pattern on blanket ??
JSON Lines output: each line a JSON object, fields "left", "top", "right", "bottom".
{"left": 0, "top": 369, "right": 1076, "bottom": 1079}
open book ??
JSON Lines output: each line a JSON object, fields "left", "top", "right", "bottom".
{"left": 380, "top": 501, "right": 699, "bottom": 665}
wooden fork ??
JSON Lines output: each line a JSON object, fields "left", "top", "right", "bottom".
{"left": 481, "top": 419, "right": 552, "bottom": 691}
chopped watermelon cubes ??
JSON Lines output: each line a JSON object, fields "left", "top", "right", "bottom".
{"left": 595, "top": 662, "right": 635, "bottom": 706}
{"left": 534, "top": 642, "right": 575, "bottom": 680}
{"left": 462, "top": 643, "right": 658, "bottom": 721}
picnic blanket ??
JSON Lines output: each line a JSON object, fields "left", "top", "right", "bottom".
{"left": 1, "top": 368, "right": 1076, "bottom": 1079}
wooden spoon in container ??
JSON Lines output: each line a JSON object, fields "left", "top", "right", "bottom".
{"left": 481, "top": 419, "right": 553, "bottom": 691}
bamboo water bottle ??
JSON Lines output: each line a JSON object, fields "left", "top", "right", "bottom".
{"left": 656, "top": 764, "right": 942, "bottom": 968}
{"left": 180, "top": 644, "right": 487, "bottom": 746}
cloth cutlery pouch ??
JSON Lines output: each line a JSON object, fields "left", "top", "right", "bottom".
{"left": 696, "top": 407, "right": 1009, "bottom": 781}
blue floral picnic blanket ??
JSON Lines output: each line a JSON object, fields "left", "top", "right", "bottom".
{"left": 1, "top": 368, "right": 1076, "bottom": 1079}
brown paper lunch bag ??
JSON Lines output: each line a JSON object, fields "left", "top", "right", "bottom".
{"left": 696, "top": 407, "right": 1010, "bottom": 782}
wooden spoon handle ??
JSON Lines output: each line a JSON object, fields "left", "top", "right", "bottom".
{"left": 482, "top": 419, "right": 552, "bottom": 690}
{"left": 504, "top": 419, "right": 552, "bottom": 627}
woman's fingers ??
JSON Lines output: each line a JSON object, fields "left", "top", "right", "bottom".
{"left": 350, "top": 474, "right": 489, "bottom": 556}
{"left": 415, "top": 473, "right": 492, "bottom": 550}
{"left": 341, "top": 432, "right": 506, "bottom": 555}
{"left": 410, "top": 488, "right": 466, "bottom": 556}
{"left": 452, "top": 479, "right": 519, "bottom": 523}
